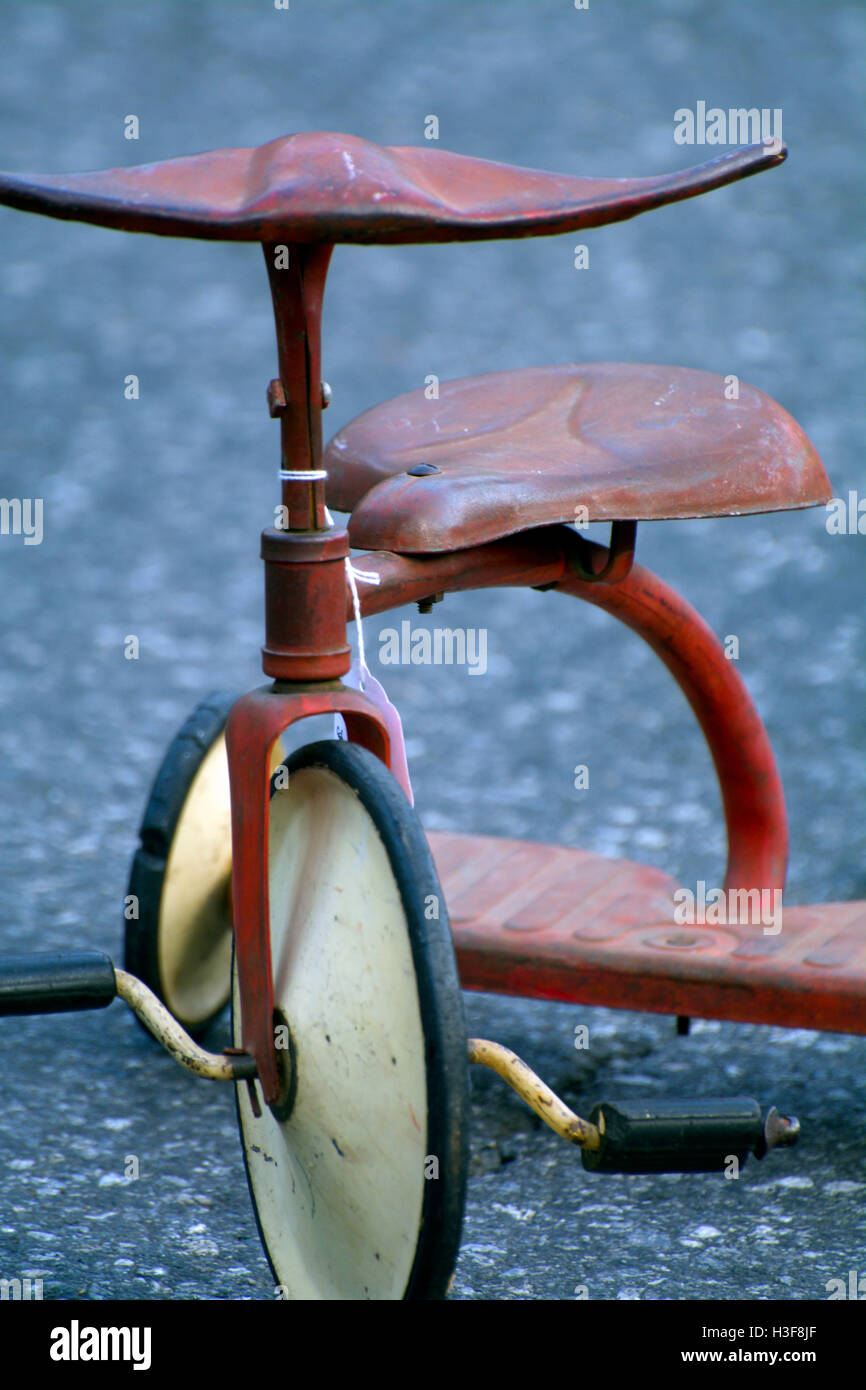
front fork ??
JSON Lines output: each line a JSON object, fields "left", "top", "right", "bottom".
{"left": 225, "top": 681, "right": 391, "bottom": 1105}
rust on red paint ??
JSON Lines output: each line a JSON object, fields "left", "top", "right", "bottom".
{"left": 0, "top": 133, "right": 785, "bottom": 244}
{"left": 226, "top": 684, "right": 391, "bottom": 1105}
{"left": 326, "top": 364, "right": 832, "bottom": 553}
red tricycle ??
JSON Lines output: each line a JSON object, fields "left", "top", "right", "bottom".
{"left": 0, "top": 130, "right": 855, "bottom": 1299}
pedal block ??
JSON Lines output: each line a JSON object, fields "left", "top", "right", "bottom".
{"left": 581, "top": 1096, "right": 799, "bottom": 1174}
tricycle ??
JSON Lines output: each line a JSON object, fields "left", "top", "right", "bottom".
{"left": 0, "top": 129, "right": 855, "bottom": 1300}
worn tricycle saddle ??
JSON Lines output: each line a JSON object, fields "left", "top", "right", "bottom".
{"left": 0, "top": 132, "right": 856, "bottom": 1300}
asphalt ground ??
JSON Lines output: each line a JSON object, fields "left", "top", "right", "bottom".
{"left": 0, "top": 0, "right": 863, "bottom": 1304}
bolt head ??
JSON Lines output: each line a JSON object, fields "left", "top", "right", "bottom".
{"left": 267, "top": 379, "right": 288, "bottom": 417}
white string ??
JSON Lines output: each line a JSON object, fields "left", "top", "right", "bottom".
{"left": 345, "top": 558, "right": 369, "bottom": 688}
{"left": 349, "top": 565, "right": 380, "bottom": 584}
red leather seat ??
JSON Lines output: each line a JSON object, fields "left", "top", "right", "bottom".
{"left": 0, "top": 131, "right": 783, "bottom": 244}
{"left": 324, "top": 364, "right": 831, "bottom": 554}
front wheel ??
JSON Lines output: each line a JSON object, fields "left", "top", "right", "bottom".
{"left": 233, "top": 739, "right": 468, "bottom": 1300}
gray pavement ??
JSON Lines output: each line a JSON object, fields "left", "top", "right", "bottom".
{"left": 0, "top": 0, "right": 863, "bottom": 1301}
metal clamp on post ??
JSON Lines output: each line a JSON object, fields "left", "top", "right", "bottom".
{"left": 566, "top": 519, "right": 637, "bottom": 584}
{"left": 261, "top": 524, "right": 353, "bottom": 682}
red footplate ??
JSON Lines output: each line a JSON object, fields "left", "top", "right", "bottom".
{"left": 429, "top": 831, "right": 866, "bottom": 1035}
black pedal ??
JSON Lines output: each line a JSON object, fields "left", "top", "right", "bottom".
{"left": 0, "top": 951, "right": 117, "bottom": 1016}
{"left": 581, "top": 1097, "right": 799, "bottom": 1174}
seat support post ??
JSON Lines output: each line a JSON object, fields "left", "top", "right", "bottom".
{"left": 263, "top": 240, "right": 334, "bottom": 531}
{"left": 258, "top": 239, "right": 354, "bottom": 681}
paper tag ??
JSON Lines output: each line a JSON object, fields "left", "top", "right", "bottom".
{"left": 334, "top": 660, "right": 414, "bottom": 805}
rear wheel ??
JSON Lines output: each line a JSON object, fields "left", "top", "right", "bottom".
{"left": 125, "top": 693, "right": 235, "bottom": 1034}
{"left": 233, "top": 739, "right": 468, "bottom": 1300}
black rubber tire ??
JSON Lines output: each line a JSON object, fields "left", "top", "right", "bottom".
{"left": 233, "top": 738, "right": 468, "bottom": 1301}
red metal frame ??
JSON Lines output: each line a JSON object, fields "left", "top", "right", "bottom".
{"left": 227, "top": 519, "right": 789, "bottom": 1106}
{"left": 347, "top": 528, "right": 787, "bottom": 896}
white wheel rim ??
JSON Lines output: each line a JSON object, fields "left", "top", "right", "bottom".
{"left": 235, "top": 762, "right": 429, "bottom": 1300}
{"left": 159, "top": 734, "right": 233, "bottom": 1027}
